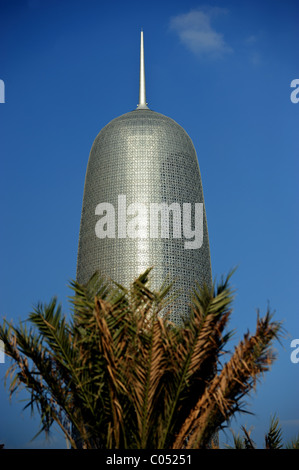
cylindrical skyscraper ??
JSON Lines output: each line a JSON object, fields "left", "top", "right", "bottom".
{"left": 77, "top": 32, "right": 212, "bottom": 324}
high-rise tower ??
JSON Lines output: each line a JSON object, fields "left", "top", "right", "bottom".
{"left": 76, "top": 31, "right": 212, "bottom": 324}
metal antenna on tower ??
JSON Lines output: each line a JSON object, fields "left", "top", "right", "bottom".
{"left": 137, "top": 29, "right": 149, "bottom": 109}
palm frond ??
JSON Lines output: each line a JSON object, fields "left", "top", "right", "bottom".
{"left": 264, "top": 415, "right": 283, "bottom": 449}
{"left": 172, "top": 309, "right": 282, "bottom": 449}
{"left": 286, "top": 434, "right": 299, "bottom": 449}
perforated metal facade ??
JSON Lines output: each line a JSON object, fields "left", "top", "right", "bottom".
{"left": 77, "top": 108, "right": 212, "bottom": 324}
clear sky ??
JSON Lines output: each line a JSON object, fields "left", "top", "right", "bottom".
{"left": 0, "top": 0, "right": 298, "bottom": 449}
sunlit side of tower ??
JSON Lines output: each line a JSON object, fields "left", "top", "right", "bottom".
{"left": 76, "top": 31, "right": 212, "bottom": 324}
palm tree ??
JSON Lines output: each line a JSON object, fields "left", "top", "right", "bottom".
{"left": 228, "top": 415, "right": 299, "bottom": 449}
{"left": 0, "top": 269, "right": 282, "bottom": 449}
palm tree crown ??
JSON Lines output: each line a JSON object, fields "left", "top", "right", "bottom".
{"left": 0, "top": 269, "right": 282, "bottom": 449}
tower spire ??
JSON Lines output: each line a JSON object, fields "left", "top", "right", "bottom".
{"left": 137, "top": 29, "right": 149, "bottom": 109}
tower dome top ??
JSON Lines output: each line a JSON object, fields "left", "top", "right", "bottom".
{"left": 92, "top": 107, "right": 196, "bottom": 157}
{"left": 91, "top": 30, "right": 195, "bottom": 157}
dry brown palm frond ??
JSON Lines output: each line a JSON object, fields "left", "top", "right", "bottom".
{"left": 128, "top": 316, "right": 168, "bottom": 447}
{"left": 172, "top": 310, "right": 282, "bottom": 449}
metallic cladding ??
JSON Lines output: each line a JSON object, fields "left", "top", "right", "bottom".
{"left": 76, "top": 109, "right": 212, "bottom": 324}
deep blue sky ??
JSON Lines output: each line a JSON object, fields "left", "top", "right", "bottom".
{"left": 0, "top": 0, "right": 298, "bottom": 449}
